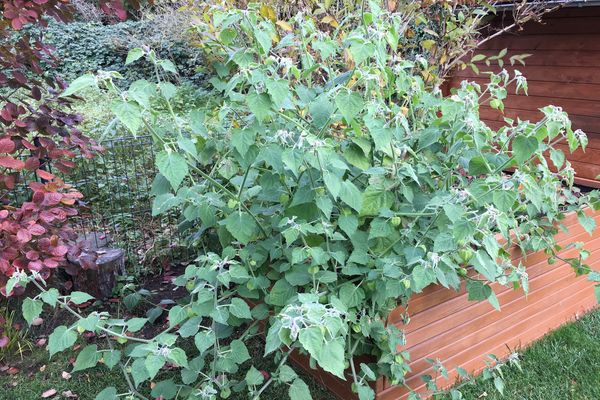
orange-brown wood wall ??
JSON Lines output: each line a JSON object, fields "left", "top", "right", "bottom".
{"left": 448, "top": 7, "right": 600, "bottom": 187}
{"left": 289, "top": 210, "right": 600, "bottom": 400}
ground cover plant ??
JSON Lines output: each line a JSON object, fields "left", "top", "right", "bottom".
{"left": 7, "top": 1, "right": 600, "bottom": 400}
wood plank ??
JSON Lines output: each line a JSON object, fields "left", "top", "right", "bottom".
{"left": 452, "top": 65, "right": 600, "bottom": 85}
{"left": 479, "top": 33, "right": 600, "bottom": 51}
{"left": 398, "top": 279, "right": 597, "bottom": 392}
{"left": 471, "top": 49, "right": 600, "bottom": 67}
{"left": 453, "top": 78, "right": 600, "bottom": 104}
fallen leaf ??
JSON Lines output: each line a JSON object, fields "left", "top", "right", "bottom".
{"left": 41, "top": 388, "right": 57, "bottom": 398}
{"left": 61, "top": 390, "right": 78, "bottom": 398}
{"left": 61, "top": 371, "right": 71, "bottom": 380}
{"left": 7, "top": 367, "right": 19, "bottom": 375}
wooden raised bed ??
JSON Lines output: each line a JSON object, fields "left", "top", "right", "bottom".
{"left": 290, "top": 208, "right": 600, "bottom": 399}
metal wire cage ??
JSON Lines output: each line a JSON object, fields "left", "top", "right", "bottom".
{"left": 4, "top": 135, "right": 191, "bottom": 273}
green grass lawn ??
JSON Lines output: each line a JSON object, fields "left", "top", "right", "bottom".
{"left": 2, "top": 309, "right": 599, "bottom": 400}
{"left": 442, "top": 308, "right": 600, "bottom": 400}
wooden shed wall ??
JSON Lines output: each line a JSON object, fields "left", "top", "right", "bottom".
{"left": 289, "top": 209, "right": 600, "bottom": 400}
{"left": 448, "top": 7, "right": 600, "bottom": 187}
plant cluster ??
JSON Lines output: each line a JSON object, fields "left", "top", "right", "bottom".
{"left": 15, "top": 1, "right": 600, "bottom": 400}
{"left": 17, "top": 19, "right": 205, "bottom": 87}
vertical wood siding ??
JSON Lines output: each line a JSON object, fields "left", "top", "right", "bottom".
{"left": 449, "top": 7, "right": 600, "bottom": 187}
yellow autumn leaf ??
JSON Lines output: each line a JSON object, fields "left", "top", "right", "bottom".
{"left": 321, "top": 15, "right": 339, "bottom": 28}
{"left": 260, "top": 4, "right": 277, "bottom": 22}
{"left": 276, "top": 20, "right": 293, "bottom": 32}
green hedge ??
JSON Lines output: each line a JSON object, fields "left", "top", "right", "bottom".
{"left": 40, "top": 20, "right": 204, "bottom": 86}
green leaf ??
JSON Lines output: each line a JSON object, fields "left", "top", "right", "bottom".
{"left": 48, "top": 325, "right": 77, "bottom": 357}
{"left": 159, "top": 82, "right": 177, "bottom": 100}
{"left": 298, "top": 326, "right": 324, "bottom": 361}
{"left": 178, "top": 316, "right": 202, "bottom": 338}
{"left": 339, "top": 180, "right": 362, "bottom": 212}
{"left": 472, "top": 250, "right": 498, "bottom": 281}
{"left": 268, "top": 279, "right": 295, "bottom": 306}
{"left": 339, "top": 214, "right": 358, "bottom": 237}
{"left": 512, "top": 136, "right": 539, "bottom": 164}
{"left": 468, "top": 156, "right": 490, "bottom": 176}
{"left": 103, "top": 350, "right": 121, "bottom": 370}
{"left": 167, "top": 347, "right": 188, "bottom": 368}
{"left": 335, "top": 90, "right": 364, "bottom": 122}
{"left": 232, "top": 129, "right": 256, "bottom": 156}
{"left": 266, "top": 78, "right": 291, "bottom": 109}
{"left": 254, "top": 28, "right": 272, "bottom": 54}
{"left": 95, "top": 387, "right": 118, "bottom": 400}
{"left": 151, "top": 379, "right": 177, "bottom": 400}
{"left": 360, "top": 185, "right": 394, "bottom": 216}
{"left": 145, "top": 354, "right": 165, "bottom": 379}
{"left": 156, "top": 150, "right": 188, "bottom": 191}
{"left": 73, "top": 344, "right": 101, "bottom": 372}
{"left": 246, "top": 366, "right": 265, "bottom": 385}
{"left": 168, "top": 305, "right": 187, "bottom": 328}
{"left": 289, "top": 378, "right": 312, "bottom": 400}
{"left": 128, "top": 79, "right": 156, "bottom": 109}
{"left": 229, "top": 298, "right": 252, "bottom": 319}
{"left": 357, "top": 385, "right": 375, "bottom": 400}
{"left": 159, "top": 60, "right": 177, "bottom": 74}
{"left": 466, "top": 280, "right": 492, "bottom": 301}
{"left": 247, "top": 92, "right": 272, "bottom": 122}
{"left": 131, "top": 358, "right": 150, "bottom": 388}
{"left": 40, "top": 288, "right": 59, "bottom": 307}
{"left": 61, "top": 74, "right": 96, "bottom": 97}
{"left": 194, "top": 330, "right": 215, "bottom": 353}
{"left": 220, "top": 28, "right": 238, "bottom": 45}
{"left": 70, "top": 291, "right": 95, "bottom": 305}
{"left": 230, "top": 339, "right": 251, "bottom": 364}
{"left": 492, "top": 190, "right": 517, "bottom": 212}
{"left": 111, "top": 101, "right": 142, "bottom": 134}
{"left": 550, "top": 148, "right": 565, "bottom": 169}
{"left": 279, "top": 365, "right": 298, "bottom": 382}
{"left": 225, "top": 211, "right": 260, "bottom": 244}
{"left": 125, "top": 48, "right": 144, "bottom": 65}
{"left": 127, "top": 318, "right": 148, "bottom": 333}
{"left": 317, "top": 338, "right": 346, "bottom": 379}
{"left": 578, "top": 212, "right": 596, "bottom": 235}
{"left": 22, "top": 298, "right": 43, "bottom": 326}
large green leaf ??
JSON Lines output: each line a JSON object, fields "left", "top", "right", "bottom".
{"left": 289, "top": 378, "right": 312, "bottom": 400}
{"left": 335, "top": 90, "right": 364, "bottom": 122}
{"left": 512, "top": 136, "right": 539, "bottom": 164}
{"left": 317, "top": 338, "right": 346, "bottom": 379}
{"left": 360, "top": 185, "right": 394, "bottom": 216}
{"left": 111, "top": 101, "right": 142, "bottom": 134}
{"left": 22, "top": 298, "right": 42, "bottom": 325}
{"left": 247, "top": 92, "right": 272, "bottom": 122}
{"left": 61, "top": 74, "right": 96, "bottom": 97}
{"left": 48, "top": 325, "right": 77, "bottom": 357}
{"left": 73, "top": 344, "right": 101, "bottom": 372}
{"left": 225, "top": 211, "right": 260, "bottom": 244}
{"left": 95, "top": 387, "right": 118, "bottom": 400}
{"left": 339, "top": 180, "right": 362, "bottom": 212}
{"left": 230, "top": 298, "right": 252, "bottom": 319}
{"left": 156, "top": 151, "right": 188, "bottom": 191}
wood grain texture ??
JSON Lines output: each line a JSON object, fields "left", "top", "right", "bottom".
{"left": 447, "top": 8, "right": 600, "bottom": 184}
{"left": 289, "top": 209, "right": 600, "bottom": 400}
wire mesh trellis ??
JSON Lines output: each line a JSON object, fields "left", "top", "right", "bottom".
{"left": 6, "top": 135, "right": 191, "bottom": 272}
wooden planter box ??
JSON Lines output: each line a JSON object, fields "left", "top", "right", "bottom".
{"left": 290, "top": 209, "right": 600, "bottom": 399}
